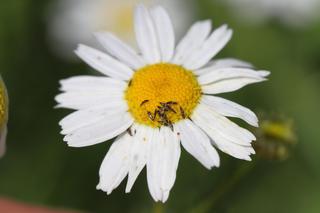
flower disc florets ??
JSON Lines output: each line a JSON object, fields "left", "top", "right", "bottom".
{"left": 125, "top": 63, "right": 202, "bottom": 128}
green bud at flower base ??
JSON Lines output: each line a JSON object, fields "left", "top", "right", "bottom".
{"left": 0, "top": 76, "right": 8, "bottom": 157}
{"left": 253, "top": 113, "right": 297, "bottom": 161}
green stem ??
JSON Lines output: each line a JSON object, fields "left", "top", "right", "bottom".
{"left": 153, "top": 202, "right": 165, "bottom": 213}
{"left": 190, "top": 162, "right": 257, "bottom": 213}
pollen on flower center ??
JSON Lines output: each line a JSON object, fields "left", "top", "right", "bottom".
{"left": 125, "top": 63, "right": 202, "bottom": 128}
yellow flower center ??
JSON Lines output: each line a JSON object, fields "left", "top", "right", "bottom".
{"left": 125, "top": 63, "right": 202, "bottom": 128}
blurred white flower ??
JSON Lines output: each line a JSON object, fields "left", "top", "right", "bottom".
{"left": 48, "top": 0, "right": 192, "bottom": 60}
{"left": 0, "top": 76, "right": 8, "bottom": 158}
{"left": 222, "top": 0, "right": 320, "bottom": 27}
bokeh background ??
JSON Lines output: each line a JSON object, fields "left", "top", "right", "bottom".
{"left": 1, "top": 0, "right": 320, "bottom": 212}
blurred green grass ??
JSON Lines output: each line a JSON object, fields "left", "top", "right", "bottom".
{"left": 0, "top": 0, "right": 320, "bottom": 212}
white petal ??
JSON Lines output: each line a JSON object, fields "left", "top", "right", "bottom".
{"left": 134, "top": 5, "right": 160, "bottom": 64}
{"left": 193, "top": 104, "right": 255, "bottom": 145}
{"left": 258, "top": 70, "right": 271, "bottom": 77}
{"left": 59, "top": 104, "right": 127, "bottom": 135}
{"left": 97, "top": 133, "right": 132, "bottom": 195}
{"left": 208, "top": 58, "right": 253, "bottom": 69}
{"left": 125, "top": 124, "right": 153, "bottom": 193}
{"left": 172, "top": 20, "right": 212, "bottom": 65}
{"left": 150, "top": 6, "right": 175, "bottom": 62}
{"left": 201, "top": 95, "right": 258, "bottom": 127}
{"left": 202, "top": 77, "right": 267, "bottom": 94}
{"left": 183, "top": 25, "right": 233, "bottom": 70}
{"left": 198, "top": 68, "right": 268, "bottom": 85}
{"left": 94, "top": 32, "right": 145, "bottom": 70}
{"left": 59, "top": 76, "right": 127, "bottom": 92}
{"left": 175, "top": 120, "right": 220, "bottom": 169}
{"left": 192, "top": 105, "right": 255, "bottom": 161}
{"left": 75, "top": 44, "right": 134, "bottom": 80}
{"left": 147, "top": 127, "right": 181, "bottom": 203}
{"left": 146, "top": 129, "right": 162, "bottom": 202}
{"left": 63, "top": 112, "right": 133, "bottom": 147}
{"left": 193, "top": 58, "right": 253, "bottom": 75}
{"left": 55, "top": 90, "right": 124, "bottom": 110}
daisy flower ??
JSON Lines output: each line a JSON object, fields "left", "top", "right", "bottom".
{"left": 0, "top": 76, "right": 8, "bottom": 157}
{"left": 221, "top": 0, "right": 320, "bottom": 27}
{"left": 56, "top": 5, "right": 270, "bottom": 202}
{"left": 47, "top": 0, "right": 191, "bottom": 60}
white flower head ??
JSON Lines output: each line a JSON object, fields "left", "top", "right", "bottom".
{"left": 0, "top": 76, "right": 8, "bottom": 158}
{"left": 222, "top": 0, "right": 320, "bottom": 27}
{"left": 56, "top": 5, "right": 270, "bottom": 202}
{"left": 48, "top": 0, "right": 192, "bottom": 60}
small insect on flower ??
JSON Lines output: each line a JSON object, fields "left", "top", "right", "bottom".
{"left": 0, "top": 76, "right": 8, "bottom": 158}
{"left": 160, "top": 102, "right": 177, "bottom": 113}
{"left": 56, "top": 4, "right": 270, "bottom": 203}
{"left": 166, "top": 101, "right": 178, "bottom": 105}
{"left": 140, "top": 100, "right": 149, "bottom": 106}
{"left": 147, "top": 111, "right": 155, "bottom": 121}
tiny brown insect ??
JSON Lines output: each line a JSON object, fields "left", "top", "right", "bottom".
{"left": 159, "top": 102, "right": 176, "bottom": 114}
{"left": 166, "top": 101, "right": 178, "bottom": 105}
{"left": 166, "top": 105, "right": 176, "bottom": 113}
{"left": 167, "top": 121, "right": 174, "bottom": 131}
{"left": 158, "top": 117, "right": 174, "bottom": 131}
{"left": 140, "top": 99, "right": 149, "bottom": 107}
{"left": 128, "top": 80, "right": 132, "bottom": 87}
{"left": 147, "top": 111, "right": 155, "bottom": 121}
{"left": 180, "top": 106, "right": 186, "bottom": 119}
{"left": 157, "top": 112, "right": 167, "bottom": 123}
{"left": 153, "top": 109, "right": 159, "bottom": 120}
{"left": 157, "top": 107, "right": 166, "bottom": 116}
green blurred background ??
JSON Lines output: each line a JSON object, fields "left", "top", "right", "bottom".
{"left": 0, "top": 0, "right": 320, "bottom": 212}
